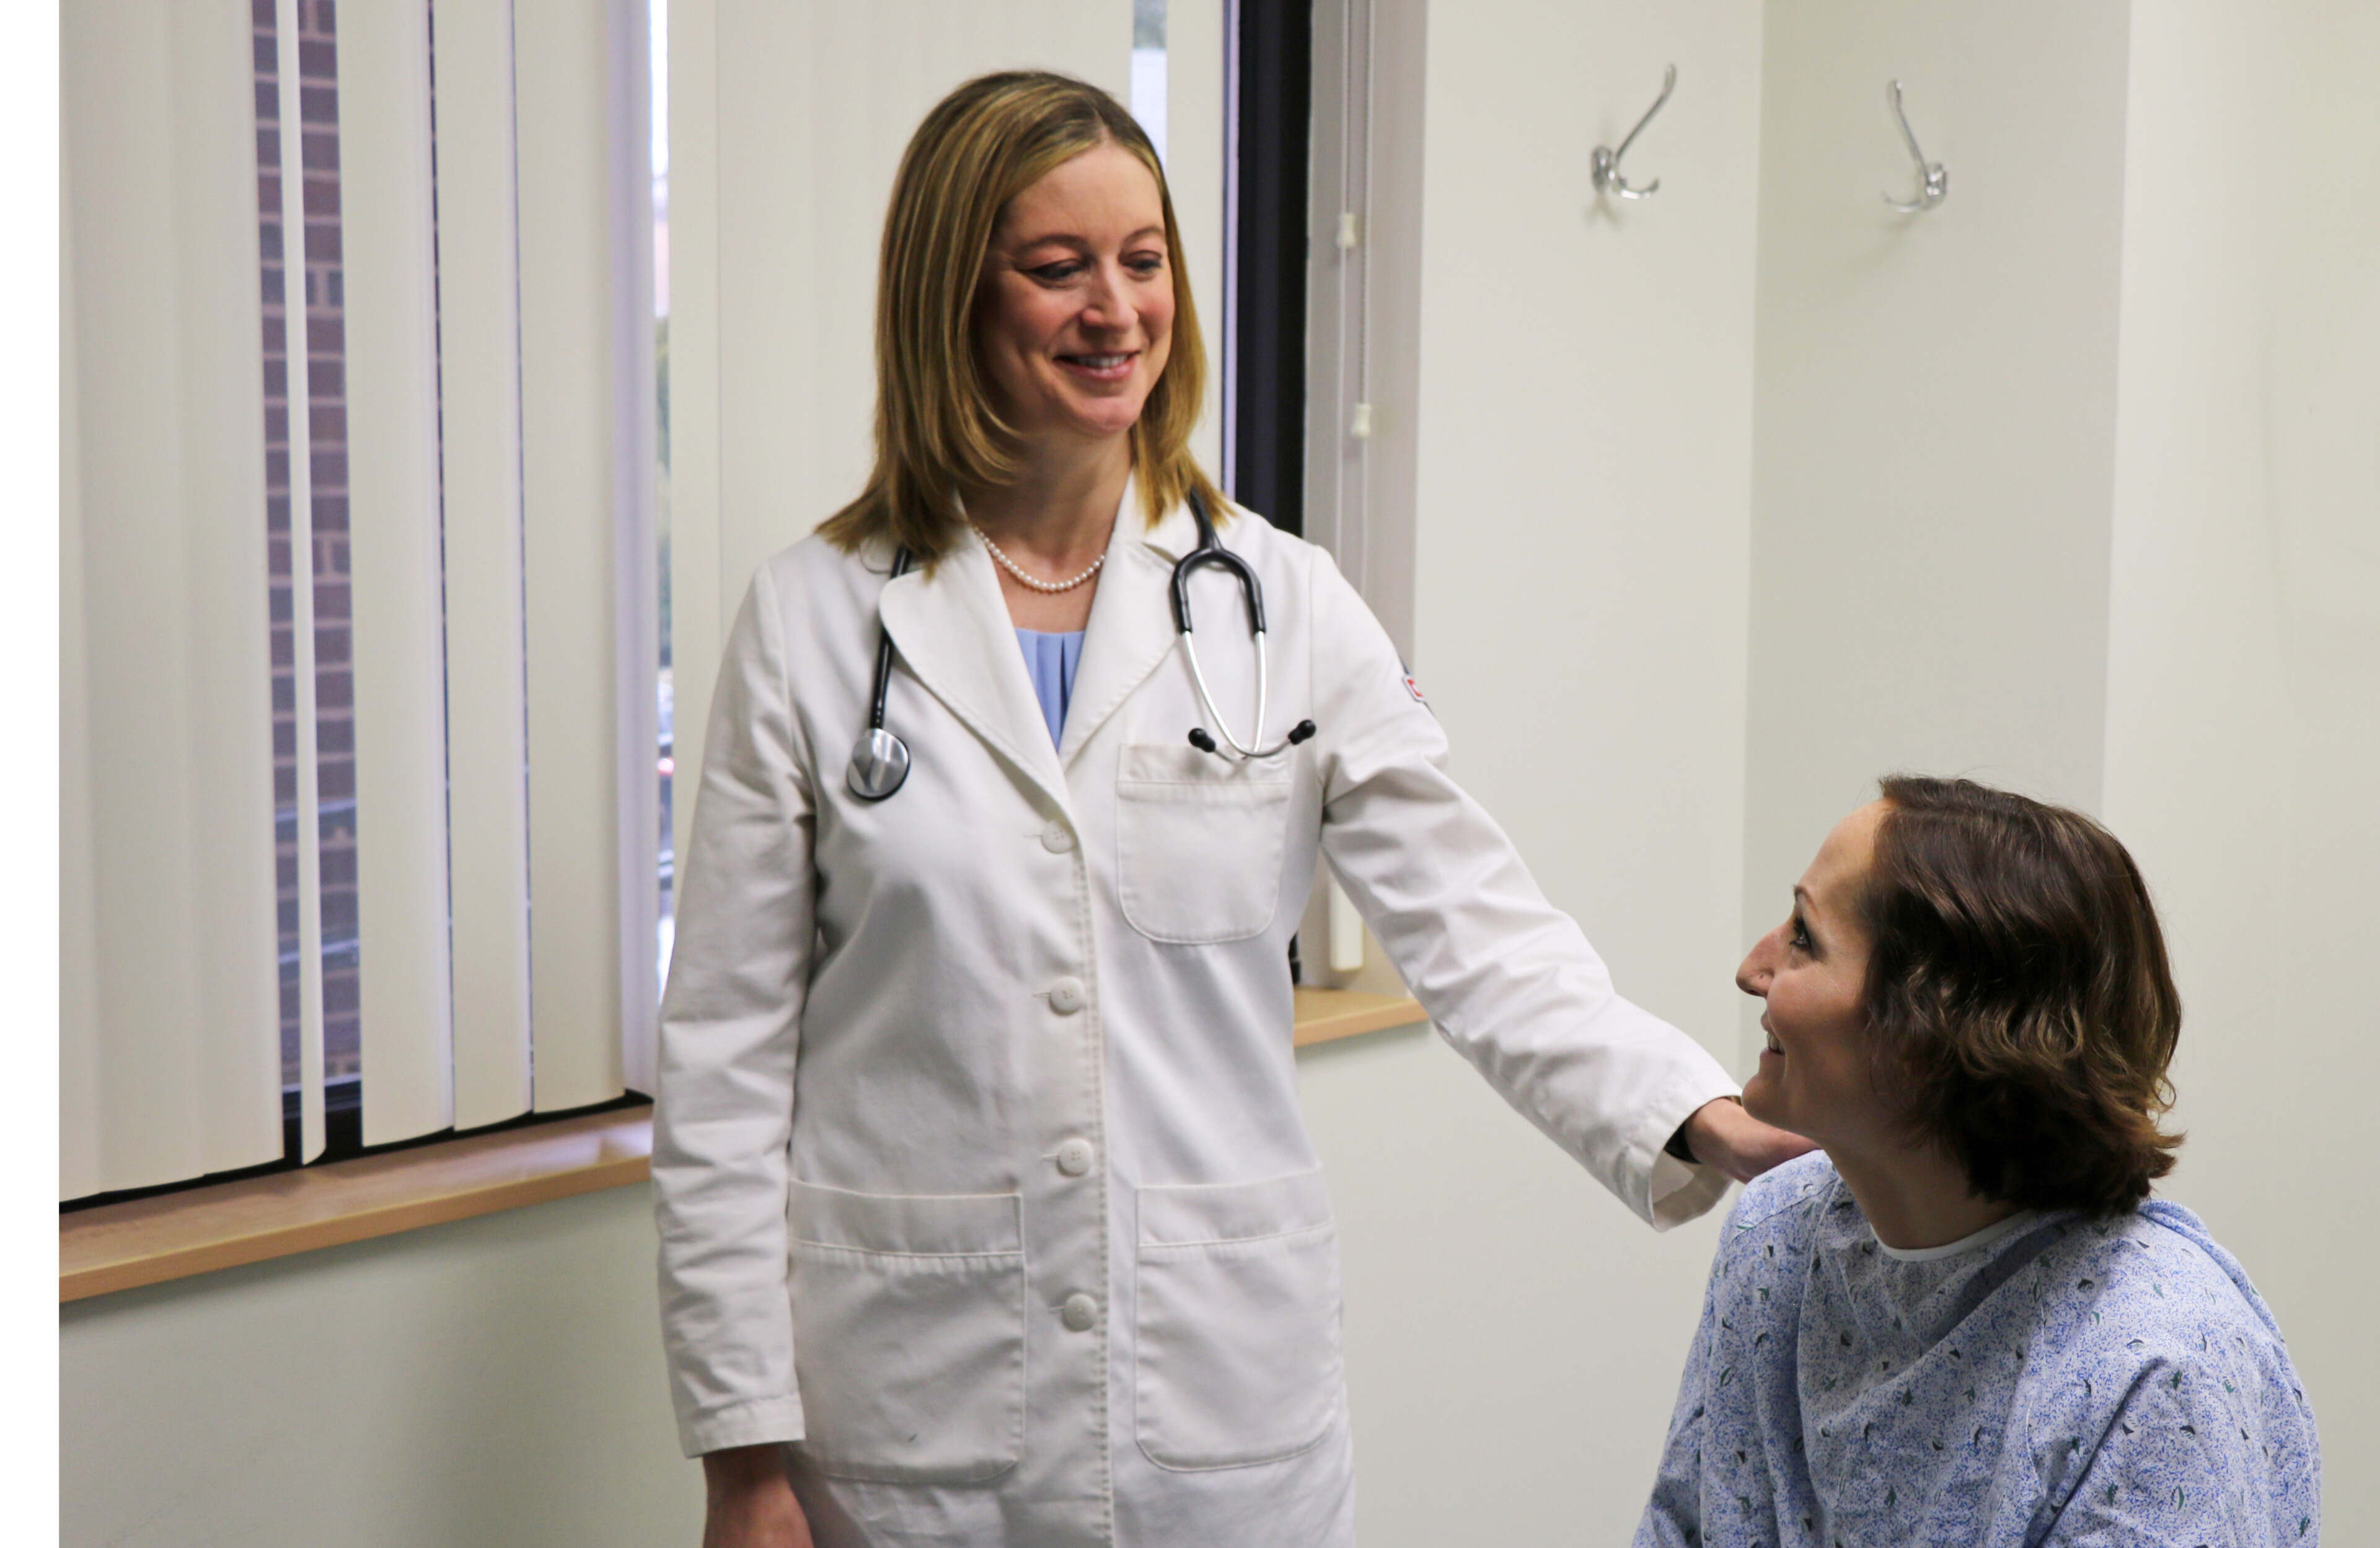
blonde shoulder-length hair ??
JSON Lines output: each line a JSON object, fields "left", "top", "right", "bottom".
{"left": 817, "top": 70, "right": 1225, "bottom": 566}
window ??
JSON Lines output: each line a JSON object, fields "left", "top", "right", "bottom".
{"left": 1224, "top": 0, "right": 1313, "bottom": 536}
{"left": 63, "top": 0, "right": 661, "bottom": 1203}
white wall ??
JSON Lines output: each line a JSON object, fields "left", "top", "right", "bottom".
{"left": 1290, "top": 4, "right": 1770, "bottom": 1543}
{"left": 2101, "top": 0, "right": 2380, "bottom": 1528}
{"left": 61, "top": 1187, "right": 702, "bottom": 1548}
{"left": 1742, "top": 0, "right": 2133, "bottom": 1057}
{"left": 1303, "top": 1028, "right": 1724, "bottom": 1546}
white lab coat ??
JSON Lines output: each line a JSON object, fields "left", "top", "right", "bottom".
{"left": 654, "top": 490, "right": 1739, "bottom": 1548}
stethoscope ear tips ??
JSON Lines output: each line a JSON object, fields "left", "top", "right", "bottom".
{"left": 1189, "top": 722, "right": 1315, "bottom": 758}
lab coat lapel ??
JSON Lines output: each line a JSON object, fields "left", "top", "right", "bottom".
{"left": 1057, "top": 495, "right": 1203, "bottom": 768}
{"left": 877, "top": 533, "right": 1072, "bottom": 815}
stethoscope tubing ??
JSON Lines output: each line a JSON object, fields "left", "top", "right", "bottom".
{"left": 868, "top": 545, "right": 913, "bottom": 728}
{"left": 1177, "top": 496, "right": 1306, "bottom": 761}
{"left": 847, "top": 546, "right": 915, "bottom": 802}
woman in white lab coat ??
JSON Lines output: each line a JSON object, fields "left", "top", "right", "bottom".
{"left": 656, "top": 71, "right": 1806, "bottom": 1548}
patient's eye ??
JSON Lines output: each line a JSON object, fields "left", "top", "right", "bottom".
{"left": 1789, "top": 915, "right": 1814, "bottom": 954}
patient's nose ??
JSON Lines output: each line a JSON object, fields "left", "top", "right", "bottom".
{"left": 1736, "top": 929, "right": 1779, "bottom": 998}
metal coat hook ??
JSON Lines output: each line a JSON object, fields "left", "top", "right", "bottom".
{"left": 1883, "top": 79, "right": 1948, "bottom": 212}
{"left": 1592, "top": 64, "right": 1677, "bottom": 200}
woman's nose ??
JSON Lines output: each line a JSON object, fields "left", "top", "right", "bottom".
{"left": 1736, "top": 929, "right": 1778, "bottom": 999}
{"left": 1078, "top": 262, "right": 1132, "bottom": 332}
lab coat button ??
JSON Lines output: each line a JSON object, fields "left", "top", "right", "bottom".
{"left": 1041, "top": 821, "right": 1075, "bottom": 854}
{"left": 1055, "top": 1139, "right": 1093, "bottom": 1177}
{"left": 1047, "top": 977, "right": 1086, "bottom": 1015}
{"left": 1060, "top": 1293, "right": 1099, "bottom": 1332}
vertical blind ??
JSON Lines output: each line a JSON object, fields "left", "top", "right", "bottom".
{"left": 61, "top": 0, "right": 284, "bottom": 1198}
{"left": 433, "top": 0, "right": 538, "bottom": 1132}
{"left": 61, "top": 0, "right": 659, "bottom": 1200}
{"left": 517, "top": 0, "right": 661, "bottom": 1110}
{"left": 342, "top": 0, "right": 457, "bottom": 1146}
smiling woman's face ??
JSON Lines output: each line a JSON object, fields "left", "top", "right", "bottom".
{"left": 974, "top": 141, "right": 1174, "bottom": 447}
{"left": 1737, "top": 801, "right": 1900, "bottom": 1157}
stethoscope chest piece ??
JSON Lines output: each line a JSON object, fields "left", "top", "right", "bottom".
{"left": 847, "top": 725, "right": 911, "bottom": 801}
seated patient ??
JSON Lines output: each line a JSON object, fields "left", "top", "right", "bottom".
{"left": 1636, "top": 777, "right": 2320, "bottom": 1547}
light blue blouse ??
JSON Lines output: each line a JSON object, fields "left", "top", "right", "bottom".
{"left": 1015, "top": 628, "right": 1086, "bottom": 747}
{"left": 1636, "top": 1152, "right": 2321, "bottom": 1547}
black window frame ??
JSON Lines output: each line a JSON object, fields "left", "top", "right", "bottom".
{"left": 1224, "top": 1, "right": 1313, "bottom": 536}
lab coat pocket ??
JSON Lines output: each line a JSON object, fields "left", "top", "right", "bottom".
{"left": 1116, "top": 743, "right": 1294, "bottom": 945}
{"left": 1134, "top": 1170, "right": 1345, "bottom": 1471}
{"left": 787, "top": 1180, "right": 1026, "bottom": 1484}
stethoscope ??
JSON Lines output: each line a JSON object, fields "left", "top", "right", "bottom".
{"left": 847, "top": 492, "right": 1315, "bottom": 802}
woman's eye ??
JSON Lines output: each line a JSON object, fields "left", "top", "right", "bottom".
{"left": 1029, "top": 261, "right": 1083, "bottom": 283}
{"left": 1125, "top": 253, "right": 1166, "bottom": 276}
{"left": 1788, "top": 918, "right": 1814, "bottom": 953}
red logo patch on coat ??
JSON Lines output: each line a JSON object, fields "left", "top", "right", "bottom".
{"left": 1403, "top": 673, "right": 1426, "bottom": 704}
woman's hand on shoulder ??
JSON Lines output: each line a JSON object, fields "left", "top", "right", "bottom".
{"left": 1680, "top": 1097, "right": 1815, "bottom": 1185}
{"left": 702, "top": 1444, "right": 814, "bottom": 1548}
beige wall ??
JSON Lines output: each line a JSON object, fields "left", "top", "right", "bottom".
{"left": 61, "top": 1187, "right": 703, "bottom": 1547}
{"left": 2102, "top": 0, "right": 2380, "bottom": 1527}
{"left": 1741, "top": 0, "right": 2133, "bottom": 1058}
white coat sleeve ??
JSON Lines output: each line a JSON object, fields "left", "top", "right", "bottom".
{"left": 1309, "top": 555, "right": 1737, "bottom": 1229}
{"left": 653, "top": 567, "right": 814, "bottom": 1456}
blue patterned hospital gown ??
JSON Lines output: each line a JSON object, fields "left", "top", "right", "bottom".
{"left": 1635, "top": 1154, "right": 2321, "bottom": 1547}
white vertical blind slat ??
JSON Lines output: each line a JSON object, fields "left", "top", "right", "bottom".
{"left": 433, "top": 0, "right": 539, "bottom": 1131}
{"left": 178, "top": 0, "right": 294, "bottom": 1172}
{"left": 60, "top": 193, "right": 100, "bottom": 1201}
{"left": 516, "top": 0, "right": 653, "bottom": 1110}
{"left": 1166, "top": 0, "right": 1228, "bottom": 480}
{"left": 666, "top": 0, "right": 719, "bottom": 910}
{"left": 61, "top": 0, "right": 283, "bottom": 1198}
{"left": 610, "top": 0, "right": 663, "bottom": 1095}
{"left": 340, "top": 0, "right": 461, "bottom": 1146}
{"left": 72, "top": 0, "right": 209, "bottom": 1188}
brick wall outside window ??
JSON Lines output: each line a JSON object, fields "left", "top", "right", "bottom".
{"left": 255, "top": 0, "right": 360, "bottom": 1088}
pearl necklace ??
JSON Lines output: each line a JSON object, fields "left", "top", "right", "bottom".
{"left": 974, "top": 524, "right": 1105, "bottom": 593}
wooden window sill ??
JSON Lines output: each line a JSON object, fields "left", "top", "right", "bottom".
{"left": 1287, "top": 985, "right": 1426, "bottom": 1048}
{"left": 60, "top": 989, "right": 1424, "bottom": 1303}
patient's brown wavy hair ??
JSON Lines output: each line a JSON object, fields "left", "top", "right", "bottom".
{"left": 818, "top": 69, "right": 1221, "bottom": 567}
{"left": 1861, "top": 776, "right": 2184, "bottom": 1215}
